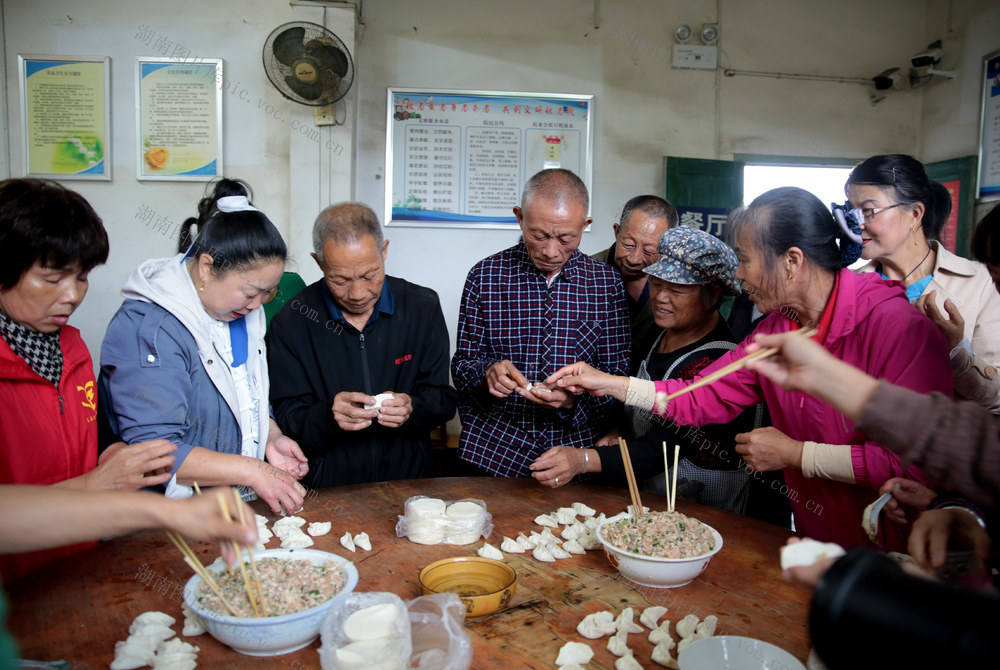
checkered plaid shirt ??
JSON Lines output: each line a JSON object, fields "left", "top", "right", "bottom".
{"left": 452, "top": 242, "right": 631, "bottom": 477}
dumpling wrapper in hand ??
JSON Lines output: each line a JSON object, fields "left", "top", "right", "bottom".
{"left": 478, "top": 542, "right": 504, "bottom": 560}
{"left": 500, "top": 536, "right": 525, "bottom": 554}
{"left": 307, "top": 521, "right": 332, "bottom": 537}
{"left": 640, "top": 605, "right": 668, "bottom": 630}
{"left": 555, "top": 641, "right": 594, "bottom": 666}
{"left": 696, "top": 614, "right": 718, "bottom": 637}
{"left": 615, "top": 650, "right": 644, "bottom": 670}
{"left": 340, "top": 531, "right": 356, "bottom": 552}
{"left": 354, "top": 532, "right": 371, "bottom": 551}
{"left": 676, "top": 613, "right": 699, "bottom": 639}
{"left": 562, "top": 538, "right": 586, "bottom": 555}
{"left": 607, "top": 627, "right": 630, "bottom": 656}
{"left": 649, "top": 620, "right": 673, "bottom": 646}
{"left": 572, "top": 502, "right": 596, "bottom": 517}
{"left": 344, "top": 602, "right": 400, "bottom": 642}
{"left": 652, "top": 640, "right": 680, "bottom": 668}
{"left": 532, "top": 545, "right": 556, "bottom": 562}
{"left": 576, "top": 610, "right": 617, "bottom": 639}
{"left": 780, "top": 538, "right": 846, "bottom": 571}
{"left": 615, "top": 607, "right": 644, "bottom": 634}
{"left": 534, "top": 514, "right": 559, "bottom": 528}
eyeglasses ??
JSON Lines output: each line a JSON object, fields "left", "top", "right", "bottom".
{"left": 849, "top": 203, "right": 904, "bottom": 224}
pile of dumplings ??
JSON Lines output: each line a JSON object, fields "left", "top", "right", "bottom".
{"left": 110, "top": 611, "right": 201, "bottom": 670}
{"left": 556, "top": 605, "right": 718, "bottom": 669}
{"left": 482, "top": 502, "right": 605, "bottom": 563}
{"left": 253, "top": 514, "right": 372, "bottom": 554}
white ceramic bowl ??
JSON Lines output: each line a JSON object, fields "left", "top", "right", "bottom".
{"left": 679, "top": 636, "right": 806, "bottom": 670}
{"left": 183, "top": 548, "right": 359, "bottom": 656}
{"left": 597, "top": 511, "right": 723, "bottom": 588}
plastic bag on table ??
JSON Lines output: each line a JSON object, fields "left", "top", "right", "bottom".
{"left": 319, "top": 592, "right": 411, "bottom": 670}
{"left": 406, "top": 593, "right": 472, "bottom": 670}
{"left": 395, "top": 496, "right": 494, "bottom": 546}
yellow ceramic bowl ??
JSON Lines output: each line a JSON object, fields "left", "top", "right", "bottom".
{"left": 418, "top": 557, "right": 516, "bottom": 618}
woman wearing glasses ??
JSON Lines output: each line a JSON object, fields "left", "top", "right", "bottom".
{"left": 848, "top": 154, "right": 1000, "bottom": 412}
{"left": 99, "top": 179, "right": 309, "bottom": 514}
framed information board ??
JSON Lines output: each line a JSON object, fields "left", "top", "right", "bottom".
{"left": 18, "top": 55, "right": 111, "bottom": 180}
{"left": 385, "top": 88, "right": 594, "bottom": 228}
{"left": 136, "top": 57, "right": 223, "bottom": 181}
{"left": 979, "top": 48, "right": 1000, "bottom": 200}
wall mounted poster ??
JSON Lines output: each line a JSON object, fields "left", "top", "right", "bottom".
{"left": 136, "top": 57, "right": 222, "bottom": 180}
{"left": 386, "top": 89, "right": 594, "bottom": 228}
{"left": 979, "top": 48, "right": 1000, "bottom": 199}
{"left": 19, "top": 55, "right": 110, "bottom": 180}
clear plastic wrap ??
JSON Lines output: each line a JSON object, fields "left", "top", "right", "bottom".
{"left": 395, "top": 496, "right": 493, "bottom": 546}
{"left": 319, "top": 592, "right": 411, "bottom": 670}
{"left": 406, "top": 593, "right": 472, "bottom": 670}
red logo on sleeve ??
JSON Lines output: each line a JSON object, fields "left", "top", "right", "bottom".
{"left": 395, "top": 354, "right": 413, "bottom": 365}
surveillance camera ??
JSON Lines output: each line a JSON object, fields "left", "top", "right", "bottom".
{"left": 911, "top": 40, "right": 944, "bottom": 68}
{"left": 872, "top": 68, "right": 905, "bottom": 91}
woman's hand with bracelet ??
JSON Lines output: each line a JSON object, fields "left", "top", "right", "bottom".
{"left": 529, "top": 446, "right": 596, "bottom": 488}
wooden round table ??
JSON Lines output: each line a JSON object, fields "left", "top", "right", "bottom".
{"left": 6, "top": 477, "right": 811, "bottom": 668}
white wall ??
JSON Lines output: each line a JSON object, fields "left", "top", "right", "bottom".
{"left": 3, "top": 0, "right": 998, "bottom": 406}
{"left": 2, "top": 0, "right": 355, "bottom": 358}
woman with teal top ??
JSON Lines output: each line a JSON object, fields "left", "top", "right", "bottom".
{"left": 849, "top": 154, "right": 1000, "bottom": 412}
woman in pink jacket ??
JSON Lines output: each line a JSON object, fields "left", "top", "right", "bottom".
{"left": 548, "top": 187, "right": 953, "bottom": 551}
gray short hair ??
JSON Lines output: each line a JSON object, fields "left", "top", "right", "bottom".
{"left": 312, "top": 202, "right": 383, "bottom": 264}
{"left": 520, "top": 168, "right": 589, "bottom": 212}
{"left": 619, "top": 195, "right": 678, "bottom": 229}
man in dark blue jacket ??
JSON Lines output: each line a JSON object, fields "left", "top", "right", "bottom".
{"left": 267, "top": 203, "right": 457, "bottom": 487}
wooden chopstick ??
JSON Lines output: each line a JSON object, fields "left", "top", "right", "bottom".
{"left": 165, "top": 530, "right": 239, "bottom": 617}
{"left": 230, "top": 488, "right": 268, "bottom": 616}
{"left": 670, "top": 444, "right": 680, "bottom": 513}
{"left": 618, "top": 437, "right": 644, "bottom": 517}
{"left": 217, "top": 488, "right": 262, "bottom": 617}
{"left": 660, "top": 327, "right": 817, "bottom": 404}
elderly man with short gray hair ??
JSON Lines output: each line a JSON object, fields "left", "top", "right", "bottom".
{"left": 267, "top": 202, "right": 457, "bottom": 487}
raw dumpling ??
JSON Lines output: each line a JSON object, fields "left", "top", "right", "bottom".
{"left": 676, "top": 613, "right": 700, "bottom": 639}
{"left": 500, "top": 536, "right": 525, "bottom": 554}
{"left": 780, "top": 539, "right": 845, "bottom": 571}
{"left": 535, "top": 514, "right": 559, "bottom": 528}
{"left": 151, "top": 638, "right": 198, "bottom": 670}
{"left": 307, "top": 521, "right": 332, "bottom": 537}
{"left": 281, "top": 530, "right": 314, "bottom": 549}
{"left": 554, "top": 507, "right": 578, "bottom": 525}
{"left": 649, "top": 620, "right": 673, "bottom": 646}
{"left": 273, "top": 515, "right": 306, "bottom": 537}
{"left": 554, "top": 641, "right": 594, "bottom": 666}
{"left": 130, "top": 611, "right": 176, "bottom": 632}
{"left": 607, "top": 628, "right": 630, "bottom": 656}
{"left": 111, "top": 640, "right": 155, "bottom": 670}
{"left": 181, "top": 604, "right": 205, "bottom": 637}
{"left": 577, "top": 610, "right": 617, "bottom": 639}
{"left": 532, "top": 545, "right": 556, "bottom": 562}
{"left": 562, "top": 539, "right": 586, "bottom": 555}
{"left": 354, "top": 532, "right": 372, "bottom": 551}
{"left": 640, "top": 605, "right": 668, "bottom": 630}
{"left": 558, "top": 666, "right": 584, "bottom": 670}
{"left": 561, "top": 522, "right": 585, "bottom": 541}
{"left": 340, "top": 531, "right": 356, "bottom": 552}
{"left": 127, "top": 623, "right": 174, "bottom": 642}
{"left": 478, "top": 542, "right": 504, "bottom": 560}
{"left": 696, "top": 615, "right": 718, "bottom": 637}
{"left": 577, "top": 530, "right": 601, "bottom": 551}
{"left": 615, "top": 650, "right": 644, "bottom": 670}
{"left": 539, "top": 528, "right": 560, "bottom": 545}
{"left": 344, "top": 602, "right": 400, "bottom": 642}
{"left": 615, "top": 607, "right": 644, "bottom": 635}
{"left": 572, "top": 502, "right": 596, "bottom": 517}
{"left": 549, "top": 544, "right": 571, "bottom": 560}
{"left": 518, "top": 533, "right": 538, "bottom": 549}
{"left": 652, "top": 640, "right": 681, "bottom": 668}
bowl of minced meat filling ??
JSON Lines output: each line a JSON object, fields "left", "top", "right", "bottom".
{"left": 183, "top": 548, "right": 359, "bottom": 655}
{"left": 598, "top": 510, "right": 723, "bottom": 588}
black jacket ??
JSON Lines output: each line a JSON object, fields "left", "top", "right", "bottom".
{"left": 267, "top": 277, "right": 457, "bottom": 487}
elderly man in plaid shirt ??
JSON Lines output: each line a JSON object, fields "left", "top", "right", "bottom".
{"left": 451, "top": 169, "right": 631, "bottom": 484}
